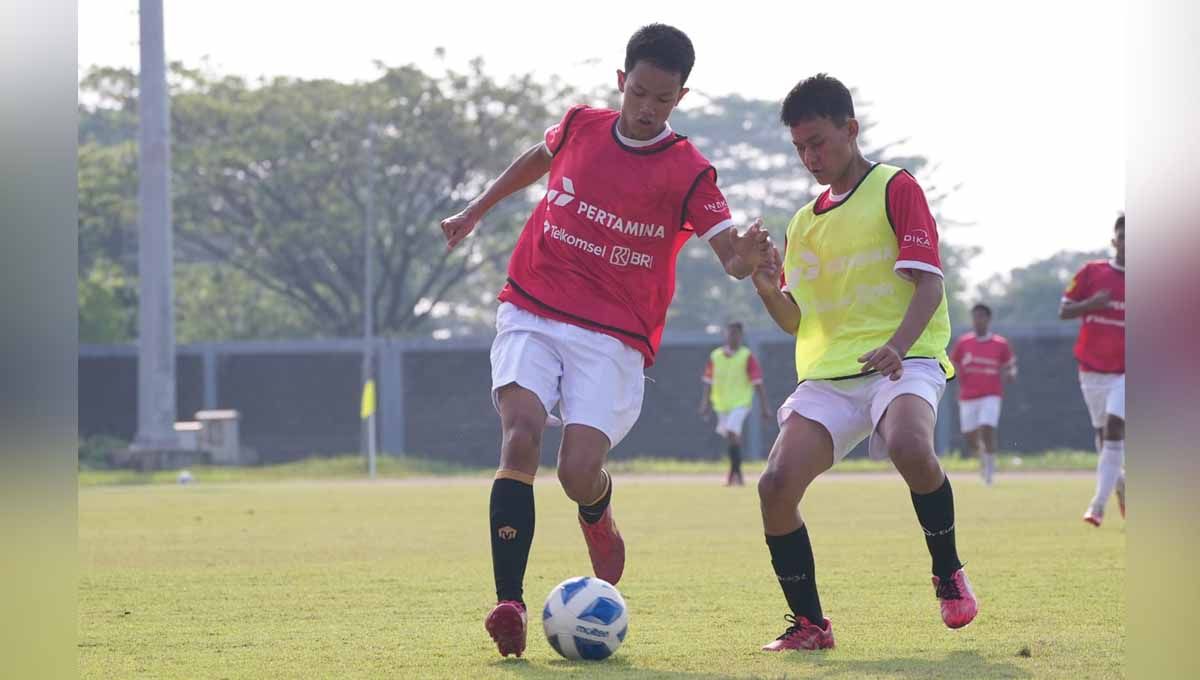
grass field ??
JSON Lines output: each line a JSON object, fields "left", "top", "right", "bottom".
{"left": 79, "top": 472, "right": 1124, "bottom": 679}
{"left": 77, "top": 449, "right": 1098, "bottom": 486}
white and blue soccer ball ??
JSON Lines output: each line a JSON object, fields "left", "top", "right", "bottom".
{"left": 542, "top": 576, "right": 628, "bottom": 660}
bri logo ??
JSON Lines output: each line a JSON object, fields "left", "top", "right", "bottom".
{"left": 546, "top": 177, "right": 576, "bottom": 207}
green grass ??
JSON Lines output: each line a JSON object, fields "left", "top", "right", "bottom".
{"left": 79, "top": 473, "right": 1124, "bottom": 679}
{"left": 79, "top": 449, "right": 1098, "bottom": 487}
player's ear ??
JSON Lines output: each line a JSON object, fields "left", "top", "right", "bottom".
{"left": 616, "top": 69, "right": 626, "bottom": 93}
{"left": 845, "top": 117, "right": 860, "bottom": 142}
{"left": 675, "top": 87, "right": 689, "bottom": 106}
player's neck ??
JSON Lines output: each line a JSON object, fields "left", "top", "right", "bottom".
{"left": 1114, "top": 255, "right": 1125, "bottom": 269}
{"left": 615, "top": 116, "right": 669, "bottom": 144}
{"left": 828, "top": 154, "right": 872, "bottom": 196}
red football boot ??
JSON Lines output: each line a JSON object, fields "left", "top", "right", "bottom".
{"left": 761, "top": 614, "right": 835, "bottom": 651}
{"left": 579, "top": 505, "right": 625, "bottom": 586}
{"left": 485, "top": 600, "right": 527, "bottom": 658}
{"left": 933, "top": 568, "right": 979, "bottom": 629}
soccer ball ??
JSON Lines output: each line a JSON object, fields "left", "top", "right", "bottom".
{"left": 542, "top": 576, "right": 628, "bottom": 660}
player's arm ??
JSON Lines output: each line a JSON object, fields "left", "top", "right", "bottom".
{"left": 858, "top": 172, "right": 944, "bottom": 380}
{"left": 684, "top": 168, "right": 770, "bottom": 278}
{"left": 440, "top": 143, "right": 553, "bottom": 250}
{"left": 699, "top": 361, "right": 714, "bottom": 416}
{"left": 859, "top": 270, "right": 943, "bottom": 379}
{"left": 1058, "top": 291, "right": 1111, "bottom": 319}
{"left": 747, "top": 354, "right": 772, "bottom": 418}
{"left": 752, "top": 246, "right": 801, "bottom": 335}
{"left": 1003, "top": 345, "right": 1018, "bottom": 381}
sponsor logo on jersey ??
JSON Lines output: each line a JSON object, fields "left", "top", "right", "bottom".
{"left": 544, "top": 176, "right": 667, "bottom": 239}
{"left": 610, "top": 245, "right": 654, "bottom": 269}
{"left": 904, "top": 229, "right": 934, "bottom": 249}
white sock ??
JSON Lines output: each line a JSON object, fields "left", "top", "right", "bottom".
{"left": 983, "top": 453, "right": 996, "bottom": 484}
{"left": 1090, "top": 440, "right": 1125, "bottom": 513}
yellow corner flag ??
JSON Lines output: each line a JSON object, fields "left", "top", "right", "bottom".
{"left": 360, "top": 379, "right": 377, "bottom": 420}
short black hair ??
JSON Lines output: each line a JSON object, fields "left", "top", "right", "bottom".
{"left": 625, "top": 24, "right": 695, "bottom": 86}
{"left": 780, "top": 73, "right": 855, "bottom": 127}
{"left": 726, "top": 322, "right": 744, "bottom": 332}
{"left": 971, "top": 303, "right": 993, "bottom": 318}
{"left": 1114, "top": 214, "right": 1125, "bottom": 232}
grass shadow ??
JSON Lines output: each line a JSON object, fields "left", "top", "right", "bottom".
{"left": 794, "top": 649, "right": 1034, "bottom": 679}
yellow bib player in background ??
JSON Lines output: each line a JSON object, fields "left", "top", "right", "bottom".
{"left": 699, "top": 322, "right": 771, "bottom": 486}
{"left": 750, "top": 74, "right": 978, "bottom": 653}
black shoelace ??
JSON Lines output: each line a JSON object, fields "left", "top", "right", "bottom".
{"left": 936, "top": 577, "right": 962, "bottom": 600}
{"left": 777, "top": 614, "right": 803, "bottom": 640}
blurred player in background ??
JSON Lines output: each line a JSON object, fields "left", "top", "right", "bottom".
{"left": 1060, "top": 215, "right": 1125, "bottom": 527}
{"left": 699, "top": 321, "right": 771, "bottom": 486}
{"left": 949, "top": 303, "right": 1017, "bottom": 485}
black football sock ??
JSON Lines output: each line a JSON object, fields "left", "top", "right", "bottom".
{"left": 766, "top": 525, "right": 823, "bottom": 625}
{"left": 490, "top": 475, "right": 535, "bottom": 604}
{"left": 729, "top": 443, "right": 743, "bottom": 477}
{"left": 911, "top": 475, "right": 964, "bottom": 580}
{"left": 578, "top": 469, "right": 612, "bottom": 525}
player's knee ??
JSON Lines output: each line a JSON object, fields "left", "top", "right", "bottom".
{"left": 557, "top": 460, "right": 602, "bottom": 502}
{"left": 757, "top": 468, "right": 800, "bottom": 506}
{"left": 887, "top": 432, "right": 934, "bottom": 467}
{"left": 502, "top": 420, "right": 542, "bottom": 459}
{"left": 1104, "top": 415, "right": 1125, "bottom": 441}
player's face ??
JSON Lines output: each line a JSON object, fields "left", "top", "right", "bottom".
{"left": 972, "top": 309, "right": 991, "bottom": 335}
{"left": 725, "top": 326, "right": 742, "bottom": 348}
{"left": 616, "top": 62, "right": 688, "bottom": 140}
{"left": 1112, "top": 225, "right": 1125, "bottom": 261}
{"left": 789, "top": 117, "right": 858, "bottom": 186}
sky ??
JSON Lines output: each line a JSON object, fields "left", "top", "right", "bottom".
{"left": 78, "top": 0, "right": 1126, "bottom": 287}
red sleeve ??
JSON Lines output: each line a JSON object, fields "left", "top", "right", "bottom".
{"left": 544, "top": 104, "right": 589, "bottom": 157}
{"left": 702, "top": 359, "right": 714, "bottom": 383}
{"left": 886, "top": 171, "right": 943, "bottom": 278}
{"left": 683, "top": 168, "right": 735, "bottom": 241}
{"left": 746, "top": 355, "right": 763, "bottom": 383}
{"left": 1063, "top": 264, "right": 1091, "bottom": 301}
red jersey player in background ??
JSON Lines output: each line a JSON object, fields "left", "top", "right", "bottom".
{"left": 698, "top": 321, "right": 772, "bottom": 487}
{"left": 949, "top": 304, "right": 1017, "bottom": 486}
{"left": 439, "top": 24, "right": 770, "bottom": 658}
{"left": 1060, "top": 215, "right": 1125, "bottom": 527}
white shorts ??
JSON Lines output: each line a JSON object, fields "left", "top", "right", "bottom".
{"left": 490, "top": 303, "right": 645, "bottom": 448}
{"left": 959, "top": 396, "right": 1003, "bottom": 432}
{"left": 1079, "top": 371, "right": 1125, "bottom": 428}
{"left": 777, "top": 359, "right": 947, "bottom": 463}
{"left": 715, "top": 406, "right": 751, "bottom": 437}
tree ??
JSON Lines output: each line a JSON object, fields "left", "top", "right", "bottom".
{"left": 78, "top": 61, "right": 569, "bottom": 339}
{"left": 973, "top": 249, "right": 1108, "bottom": 325}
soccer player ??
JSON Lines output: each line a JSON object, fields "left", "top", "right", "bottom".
{"left": 439, "top": 24, "right": 771, "bottom": 658}
{"left": 699, "top": 321, "right": 772, "bottom": 486}
{"left": 949, "top": 303, "right": 1017, "bottom": 485}
{"left": 1060, "top": 215, "right": 1125, "bottom": 527}
{"left": 749, "top": 74, "right": 978, "bottom": 652}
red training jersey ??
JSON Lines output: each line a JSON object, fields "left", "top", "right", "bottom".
{"left": 949, "top": 333, "right": 1015, "bottom": 399}
{"left": 499, "top": 105, "right": 734, "bottom": 366}
{"left": 1062, "top": 260, "right": 1125, "bottom": 373}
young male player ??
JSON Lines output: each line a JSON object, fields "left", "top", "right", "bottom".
{"left": 699, "top": 321, "right": 772, "bottom": 486}
{"left": 1060, "top": 215, "right": 1125, "bottom": 526}
{"left": 439, "top": 24, "right": 770, "bottom": 657}
{"left": 949, "top": 303, "right": 1017, "bottom": 485}
{"left": 749, "top": 74, "right": 978, "bottom": 651}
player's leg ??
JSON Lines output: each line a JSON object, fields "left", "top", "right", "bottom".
{"left": 1079, "top": 373, "right": 1116, "bottom": 526}
{"left": 1090, "top": 376, "right": 1126, "bottom": 522}
{"left": 557, "top": 329, "right": 644, "bottom": 586}
{"left": 979, "top": 424, "right": 997, "bottom": 486}
{"left": 758, "top": 411, "right": 837, "bottom": 651}
{"left": 872, "top": 365, "right": 976, "bottom": 630}
{"left": 484, "top": 307, "right": 563, "bottom": 657}
{"left": 729, "top": 430, "right": 744, "bottom": 485}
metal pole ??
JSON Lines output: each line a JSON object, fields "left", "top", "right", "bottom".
{"left": 132, "top": 0, "right": 178, "bottom": 450}
{"left": 363, "top": 123, "right": 377, "bottom": 478}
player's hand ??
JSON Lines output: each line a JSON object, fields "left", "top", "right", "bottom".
{"left": 1089, "top": 289, "right": 1112, "bottom": 310}
{"left": 440, "top": 206, "right": 481, "bottom": 251}
{"left": 751, "top": 245, "right": 783, "bottom": 292}
{"left": 858, "top": 343, "right": 904, "bottom": 381}
{"left": 730, "top": 218, "right": 771, "bottom": 267}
